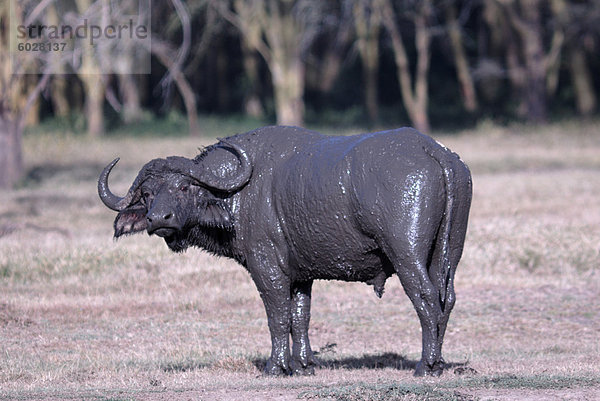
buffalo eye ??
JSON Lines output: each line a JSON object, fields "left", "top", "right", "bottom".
{"left": 179, "top": 184, "right": 189, "bottom": 192}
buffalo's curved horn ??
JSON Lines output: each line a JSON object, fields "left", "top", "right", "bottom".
{"left": 187, "top": 140, "right": 252, "bottom": 192}
{"left": 98, "top": 158, "right": 142, "bottom": 211}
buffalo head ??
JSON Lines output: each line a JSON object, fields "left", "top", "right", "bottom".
{"left": 98, "top": 141, "right": 252, "bottom": 252}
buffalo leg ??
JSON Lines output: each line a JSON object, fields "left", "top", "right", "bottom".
{"left": 259, "top": 287, "right": 292, "bottom": 375}
{"left": 290, "top": 280, "right": 315, "bottom": 375}
{"left": 247, "top": 256, "right": 293, "bottom": 375}
{"left": 381, "top": 242, "right": 445, "bottom": 376}
{"left": 398, "top": 256, "right": 444, "bottom": 376}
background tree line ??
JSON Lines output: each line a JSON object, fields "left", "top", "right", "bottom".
{"left": 1, "top": 0, "right": 600, "bottom": 188}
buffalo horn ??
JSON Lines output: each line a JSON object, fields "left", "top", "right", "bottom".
{"left": 187, "top": 140, "right": 252, "bottom": 192}
{"left": 98, "top": 158, "right": 142, "bottom": 211}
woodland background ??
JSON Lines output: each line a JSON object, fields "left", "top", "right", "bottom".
{"left": 1, "top": 0, "right": 600, "bottom": 187}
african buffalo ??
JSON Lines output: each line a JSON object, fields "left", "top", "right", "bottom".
{"left": 98, "top": 126, "right": 472, "bottom": 376}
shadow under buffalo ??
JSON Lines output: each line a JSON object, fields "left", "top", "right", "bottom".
{"left": 253, "top": 352, "right": 471, "bottom": 373}
{"left": 253, "top": 352, "right": 416, "bottom": 372}
{"left": 318, "top": 352, "right": 418, "bottom": 371}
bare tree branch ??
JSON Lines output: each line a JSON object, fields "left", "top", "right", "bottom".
{"left": 17, "top": 71, "right": 50, "bottom": 132}
{"left": 24, "top": 0, "right": 56, "bottom": 26}
{"left": 160, "top": 0, "right": 193, "bottom": 91}
{"left": 150, "top": 40, "right": 199, "bottom": 135}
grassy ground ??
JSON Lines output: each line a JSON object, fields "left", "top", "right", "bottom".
{"left": 1, "top": 119, "right": 599, "bottom": 400}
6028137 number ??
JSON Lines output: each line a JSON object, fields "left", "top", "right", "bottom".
{"left": 17, "top": 42, "right": 67, "bottom": 52}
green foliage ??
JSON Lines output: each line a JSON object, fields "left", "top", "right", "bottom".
{"left": 193, "top": 114, "right": 271, "bottom": 137}
{"left": 27, "top": 112, "right": 273, "bottom": 139}
{"left": 305, "top": 106, "right": 368, "bottom": 129}
{"left": 24, "top": 113, "right": 88, "bottom": 136}
{"left": 106, "top": 111, "right": 187, "bottom": 137}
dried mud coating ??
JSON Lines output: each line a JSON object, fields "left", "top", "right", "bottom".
{"left": 98, "top": 126, "right": 472, "bottom": 377}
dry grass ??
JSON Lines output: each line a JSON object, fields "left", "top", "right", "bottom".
{"left": 1, "top": 120, "right": 599, "bottom": 400}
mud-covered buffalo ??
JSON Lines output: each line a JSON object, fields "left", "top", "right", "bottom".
{"left": 98, "top": 126, "right": 472, "bottom": 377}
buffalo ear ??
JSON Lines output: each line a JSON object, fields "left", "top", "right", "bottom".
{"left": 114, "top": 205, "right": 148, "bottom": 238}
{"left": 199, "top": 200, "right": 233, "bottom": 230}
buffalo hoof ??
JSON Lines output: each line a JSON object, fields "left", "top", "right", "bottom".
{"left": 290, "top": 361, "right": 315, "bottom": 376}
{"left": 264, "top": 359, "right": 290, "bottom": 376}
{"left": 414, "top": 360, "right": 444, "bottom": 377}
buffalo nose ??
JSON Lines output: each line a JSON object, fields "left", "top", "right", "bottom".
{"left": 147, "top": 212, "right": 173, "bottom": 225}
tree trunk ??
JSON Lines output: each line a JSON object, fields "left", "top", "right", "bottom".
{"left": 569, "top": 47, "right": 597, "bottom": 116}
{"left": 379, "top": 0, "right": 431, "bottom": 133}
{"left": 271, "top": 56, "right": 305, "bottom": 126}
{"left": 316, "top": 14, "right": 353, "bottom": 94}
{"left": 223, "top": 0, "right": 307, "bottom": 126}
{"left": 413, "top": 4, "right": 431, "bottom": 133}
{"left": 50, "top": 77, "right": 70, "bottom": 117}
{"left": 216, "top": 41, "right": 230, "bottom": 112}
{"left": 21, "top": 75, "right": 40, "bottom": 126}
{"left": 75, "top": 0, "right": 105, "bottom": 137}
{"left": 234, "top": 0, "right": 265, "bottom": 118}
{"left": 264, "top": 1, "right": 305, "bottom": 126}
{"left": 546, "top": 0, "right": 566, "bottom": 97}
{"left": 506, "top": 34, "right": 528, "bottom": 118}
{"left": 489, "top": 0, "right": 528, "bottom": 119}
{"left": 446, "top": 3, "right": 478, "bottom": 112}
{"left": 519, "top": 0, "right": 547, "bottom": 124}
{"left": 309, "top": 3, "right": 353, "bottom": 94}
{"left": 241, "top": 44, "right": 265, "bottom": 119}
{"left": 82, "top": 74, "right": 105, "bottom": 137}
{"left": 363, "top": 54, "right": 379, "bottom": 124}
{"left": 317, "top": 52, "right": 344, "bottom": 94}
{"left": 151, "top": 42, "right": 200, "bottom": 136}
{"left": 47, "top": 4, "right": 70, "bottom": 117}
{"left": 480, "top": 0, "right": 508, "bottom": 103}
{"left": 549, "top": 0, "right": 596, "bottom": 116}
{"left": 119, "top": 74, "right": 143, "bottom": 124}
{"left": 0, "top": 116, "right": 22, "bottom": 189}
{"left": 501, "top": 0, "right": 547, "bottom": 123}
{"left": 354, "top": 1, "right": 381, "bottom": 123}
{"left": 0, "top": 1, "right": 49, "bottom": 189}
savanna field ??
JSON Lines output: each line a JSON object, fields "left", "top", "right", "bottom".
{"left": 1, "top": 120, "right": 599, "bottom": 400}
